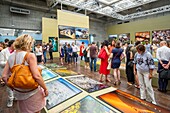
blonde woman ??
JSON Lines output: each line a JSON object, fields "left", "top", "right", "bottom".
{"left": 2, "top": 34, "right": 48, "bottom": 113}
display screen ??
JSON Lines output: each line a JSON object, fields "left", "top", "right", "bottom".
{"left": 135, "top": 31, "right": 150, "bottom": 42}
{"left": 60, "top": 96, "right": 117, "bottom": 113}
{"left": 152, "top": 29, "right": 170, "bottom": 41}
{"left": 46, "top": 78, "right": 82, "bottom": 110}
{"left": 54, "top": 69, "right": 79, "bottom": 77}
{"left": 75, "top": 27, "right": 89, "bottom": 39}
{"left": 59, "top": 26, "right": 75, "bottom": 39}
{"left": 98, "top": 90, "right": 169, "bottom": 113}
{"left": 66, "top": 76, "right": 110, "bottom": 93}
{"left": 42, "top": 69, "right": 58, "bottom": 81}
{"left": 118, "top": 33, "right": 130, "bottom": 43}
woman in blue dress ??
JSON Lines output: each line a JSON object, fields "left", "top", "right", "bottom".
{"left": 67, "top": 44, "right": 73, "bottom": 65}
{"left": 59, "top": 44, "right": 64, "bottom": 65}
{"left": 110, "top": 41, "right": 124, "bottom": 85}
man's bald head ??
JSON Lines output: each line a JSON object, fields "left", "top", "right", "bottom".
{"left": 160, "top": 41, "right": 167, "bottom": 47}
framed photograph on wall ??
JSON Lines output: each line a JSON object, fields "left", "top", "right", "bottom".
{"left": 75, "top": 27, "right": 89, "bottom": 39}
{"left": 108, "top": 34, "right": 118, "bottom": 42}
{"left": 135, "top": 31, "right": 150, "bottom": 42}
{"left": 59, "top": 39, "right": 75, "bottom": 46}
{"left": 76, "top": 40, "right": 89, "bottom": 48}
{"left": 49, "top": 37, "right": 58, "bottom": 52}
{"left": 118, "top": 33, "right": 130, "bottom": 43}
{"left": 152, "top": 29, "right": 170, "bottom": 41}
{"left": 58, "top": 25, "right": 75, "bottom": 39}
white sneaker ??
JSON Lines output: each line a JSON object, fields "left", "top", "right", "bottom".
{"left": 7, "top": 100, "right": 13, "bottom": 107}
{"left": 151, "top": 101, "right": 157, "bottom": 105}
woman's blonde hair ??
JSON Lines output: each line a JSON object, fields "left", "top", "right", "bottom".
{"left": 14, "top": 34, "right": 34, "bottom": 51}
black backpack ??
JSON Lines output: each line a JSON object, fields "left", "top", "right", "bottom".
{"left": 83, "top": 48, "right": 87, "bottom": 57}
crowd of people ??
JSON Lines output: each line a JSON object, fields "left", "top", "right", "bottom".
{"left": 0, "top": 34, "right": 170, "bottom": 112}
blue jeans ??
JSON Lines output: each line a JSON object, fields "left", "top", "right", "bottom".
{"left": 158, "top": 61, "right": 169, "bottom": 91}
{"left": 43, "top": 51, "right": 47, "bottom": 63}
{"left": 90, "top": 57, "right": 97, "bottom": 71}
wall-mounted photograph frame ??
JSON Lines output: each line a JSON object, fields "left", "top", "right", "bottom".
{"left": 135, "top": 31, "right": 150, "bottom": 42}
{"left": 49, "top": 37, "right": 58, "bottom": 52}
{"left": 152, "top": 29, "right": 170, "bottom": 41}
{"left": 75, "top": 40, "right": 89, "bottom": 48}
{"left": 118, "top": 33, "right": 130, "bottom": 43}
{"left": 59, "top": 39, "right": 75, "bottom": 46}
{"left": 75, "top": 27, "right": 89, "bottom": 39}
{"left": 108, "top": 34, "right": 118, "bottom": 42}
{"left": 59, "top": 25, "right": 75, "bottom": 39}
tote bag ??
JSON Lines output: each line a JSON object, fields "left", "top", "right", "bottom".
{"left": 98, "top": 48, "right": 106, "bottom": 60}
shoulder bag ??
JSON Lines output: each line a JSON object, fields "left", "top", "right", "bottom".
{"left": 7, "top": 52, "right": 41, "bottom": 92}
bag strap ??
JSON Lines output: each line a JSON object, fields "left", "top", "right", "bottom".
{"left": 113, "top": 49, "right": 120, "bottom": 60}
{"left": 13, "top": 52, "right": 29, "bottom": 65}
{"left": 21, "top": 52, "right": 29, "bottom": 65}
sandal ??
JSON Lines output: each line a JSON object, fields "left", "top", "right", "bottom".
{"left": 106, "top": 79, "right": 111, "bottom": 82}
{"left": 0, "top": 79, "right": 5, "bottom": 86}
{"left": 135, "top": 84, "right": 140, "bottom": 89}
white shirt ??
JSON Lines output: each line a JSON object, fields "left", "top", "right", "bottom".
{"left": 0, "top": 48, "right": 13, "bottom": 75}
{"left": 72, "top": 45, "right": 78, "bottom": 52}
{"left": 35, "top": 46, "right": 43, "bottom": 56}
{"left": 156, "top": 46, "right": 170, "bottom": 61}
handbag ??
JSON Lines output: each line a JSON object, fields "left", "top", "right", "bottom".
{"left": 98, "top": 48, "right": 106, "bottom": 60}
{"left": 107, "top": 58, "right": 111, "bottom": 70}
{"left": 7, "top": 52, "right": 41, "bottom": 92}
{"left": 159, "top": 69, "right": 170, "bottom": 80}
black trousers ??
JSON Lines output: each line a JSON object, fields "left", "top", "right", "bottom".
{"left": 158, "top": 61, "right": 169, "bottom": 91}
{"left": 49, "top": 52, "right": 53, "bottom": 60}
{"left": 126, "top": 61, "right": 135, "bottom": 84}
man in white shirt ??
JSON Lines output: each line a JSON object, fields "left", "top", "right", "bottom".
{"left": 156, "top": 41, "right": 170, "bottom": 92}
{"left": 144, "top": 39, "right": 152, "bottom": 53}
{"left": 0, "top": 40, "right": 15, "bottom": 107}
{"left": 72, "top": 42, "right": 79, "bottom": 64}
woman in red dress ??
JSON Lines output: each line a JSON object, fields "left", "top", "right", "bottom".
{"left": 99, "top": 40, "right": 110, "bottom": 82}
{"left": 79, "top": 42, "right": 84, "bottom": 60}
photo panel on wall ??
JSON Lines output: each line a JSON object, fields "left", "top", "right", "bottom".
{"left": 49, "top": 37, "right": 58, "bottom": 52}
{"left": 118, "top": 33, "right": 130, "bottom": 44}
{"left": 59, "top": 25, "right": 75, "bottom": 39}
{"left": 135, "top": 31, "right": 150, "bottom": 42}
{"left": 75, "top": 27, "right": 89, "bottom": 39}
{"left": 152, "top": 29, "right": 170, "bottom": 42}
{"left": 108, "top": 34, "right": 118, "bottom": 42}
{"left": 76, "top": 40, "right": 89, "bottom": 48}
{"left": 59, "top": 39, "right": 75, "bottom": 46}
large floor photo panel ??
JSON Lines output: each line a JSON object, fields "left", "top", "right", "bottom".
{"left": 45, "top": 78, "right": 82, "bottom": 110}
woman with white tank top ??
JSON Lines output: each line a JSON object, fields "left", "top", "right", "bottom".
{"left": 2, "top": 34, "right": 48, "bottom": 113}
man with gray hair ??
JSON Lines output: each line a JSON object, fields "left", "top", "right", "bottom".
{"left": 156, "top": 41, "right": 170, "bottom": 93}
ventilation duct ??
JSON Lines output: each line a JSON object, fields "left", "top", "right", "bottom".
{"left": 10, "top": 7, "right": 30, "bottom": 15}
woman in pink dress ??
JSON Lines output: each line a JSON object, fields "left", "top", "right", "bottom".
{"left": 99, "top": 40, "right": 110, "bottom": 82}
